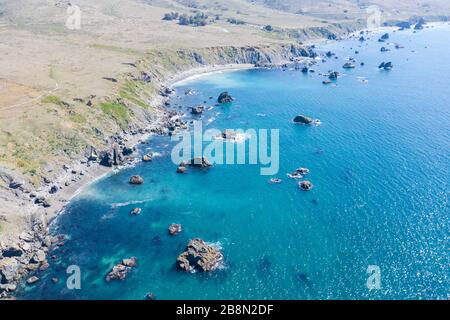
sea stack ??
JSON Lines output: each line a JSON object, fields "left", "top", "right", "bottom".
{"left": 176, "top": 239, "right": 223, "bottom": 272}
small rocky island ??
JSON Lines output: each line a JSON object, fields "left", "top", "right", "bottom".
{"left": 105, "top": 257, "right": 137, "bottom": 282}
{"left": 176, "top": 239, "right": 223, "bottom": 272}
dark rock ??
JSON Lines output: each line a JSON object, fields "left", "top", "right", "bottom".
{"left": 190, "top": 106, "right": 205, "bottom": 115}
{"left": 380, "top": 47, "right": 390, "bottom": 52}
{"left": 176, "top": 239, "right": 223, "bottom": 272}
{"left": 293, "top": 115, "right": 313, "bottom": 125}
{"left": 217, "top": 92, "right": 233, "bottom": 104}
{"left": 342, "top": 62, "right": 356, "bottom": 69}
{"left": 299, "top": 181, "right": 314, "bottom": 191}
{"left": 328, "top": 71, "right": 340, "bottom": 80}
{"left": 396, "top": 21, "right": 411, "bottom": 29}
{"left": 184, "top": 157, "right": 212, "bottom": 168}
{"left": 49, "top": 185, "right": 59, "bottom": 194}
{"left": 122, "top": 147, "right": 134, "bottom": 156}
{"left": 129, "top": 175, "right": 144, "bottom": 185}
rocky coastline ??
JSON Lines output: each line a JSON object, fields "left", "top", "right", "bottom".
{"left": 1, "top": 20, "right": 446, "bottom": 299}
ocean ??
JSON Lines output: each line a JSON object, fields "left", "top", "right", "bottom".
{"left": 20, "top": 24, "right": 449, "bottom": 300}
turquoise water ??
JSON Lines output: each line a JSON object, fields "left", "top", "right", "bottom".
{"left": 21, "top": 25, "right": 449, "bottom": 300}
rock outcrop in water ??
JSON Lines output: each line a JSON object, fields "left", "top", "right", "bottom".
{"left": 176, "top": 239, "right": 223, "bottom": 272}
{"left": 129, "top": 175, "right": 144, "bottom": 184}
{"left": 190, "top": 105, "right": 205, "bottom": 115}
{"left": 106, "top": 257, "right": 137, "bottom": 282}
{"left": 378, "top": 61, "right": 393, "bottom": 70}
{"left": 217, "top": 92, "right": 233, "bottom": 104}
{"left": 299, "top": 181, "right": 314, "bottom": 191}
{"left": 168, "top": 223, "right": 182, "bottom": 236}
{"left": 184, "top": 157, "right": 213, "bottom": 168}
{"left": 293, "top": 115, "right": 313, "bottom": 125}
{"left": 378, "top": 33, "right": 389, "bottom": 42}
{"left": 328, "top": 71, "right": 340, "bottom": 80}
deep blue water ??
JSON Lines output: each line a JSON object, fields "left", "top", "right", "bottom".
{"left": 21, "top": 25, "right": 449, "bottom": 299}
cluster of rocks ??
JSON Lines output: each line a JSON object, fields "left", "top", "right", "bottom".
{"left": 105, "top": 257, "right": 137, "bottom": 282}
{"left": 176, "top": 239, "right": 223, "bottom": 272}
{"left": 293, "top": 115, "right": 313, "bottom": 125}
{"left": 177, "top": 157, "right": 213, "bottom": 173}
{"left": 190, "top": 105, "right": 205, "bottom": 115}
{"left": 0, "top": 217, "right": 66, "bottom": 298}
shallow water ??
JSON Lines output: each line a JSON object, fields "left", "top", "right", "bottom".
{"left": 21, "top": 25, "right": 449, "bottom": 300}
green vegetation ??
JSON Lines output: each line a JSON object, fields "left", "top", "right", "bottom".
{"left": 69, "top": 113, "right": 87, "bottom": 124}
{"left": 41, "top": 95, "right": 65, "bottom": 106}
{"left": 179, "top": 12, "right": 209, "bottom": 26}
{"left": 99, "top": 102, "right": 129, "bottom": 129}
{"left": 119, "top": 80, "right": 149, "bottom": 109}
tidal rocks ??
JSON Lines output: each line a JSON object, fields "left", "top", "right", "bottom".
{"left": 380, "top": 47, "right": 390, "bottom": 52}
{"left": 105, "top": 257, "right": 137, "bottom": 282}
{"left": 217, "top": 92, "right": 233, "bottom": 104}
{"left": 130, "top": 208, "right": 142, "bottom": 216}
{"left": 322, "top": 79, "right": 332, "bottom": 85}
{"left": 293, "top": 115, "right": 313, "bottom": 125}
{"left": 168, "top": 223, "right": 182, "bottom": 236}
{"left": 301, "top": 66, "right": 309, "bottom": 73}
{"left": 129, "top": 175, "right": 144, "bottom": 185}
{"left": 176, "top": 239, "right": 223, "bottom": 273}
{"left": 190, "top": 106, "right": 205, "bottom": 115}
{"left": 299, "top": 181, "right": 314, "bottom": 191}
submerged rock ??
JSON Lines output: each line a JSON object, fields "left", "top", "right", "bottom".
{"left": 299, "top": 181, "right": 314, "bottom": 191}
{"left": 293, "top": 115, "right": 313, "bottom": 125}
{"left": 217, "top": 92, "right": 233, "bottom": 104}
{"left": 168, "top": 223, "right": 182, "bottom": 236}
{"left": 176, "top": 239, "right": 223, "bottom": 272}
{"left": 106, "top": 257, "right": 137, "bottom": 282}
{"left": 129, "top": 175, "right": 144, "bottom": 185}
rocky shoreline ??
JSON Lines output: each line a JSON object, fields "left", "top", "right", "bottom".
{"left": 1, "top": 20, "right": 446, "bottom": 299}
